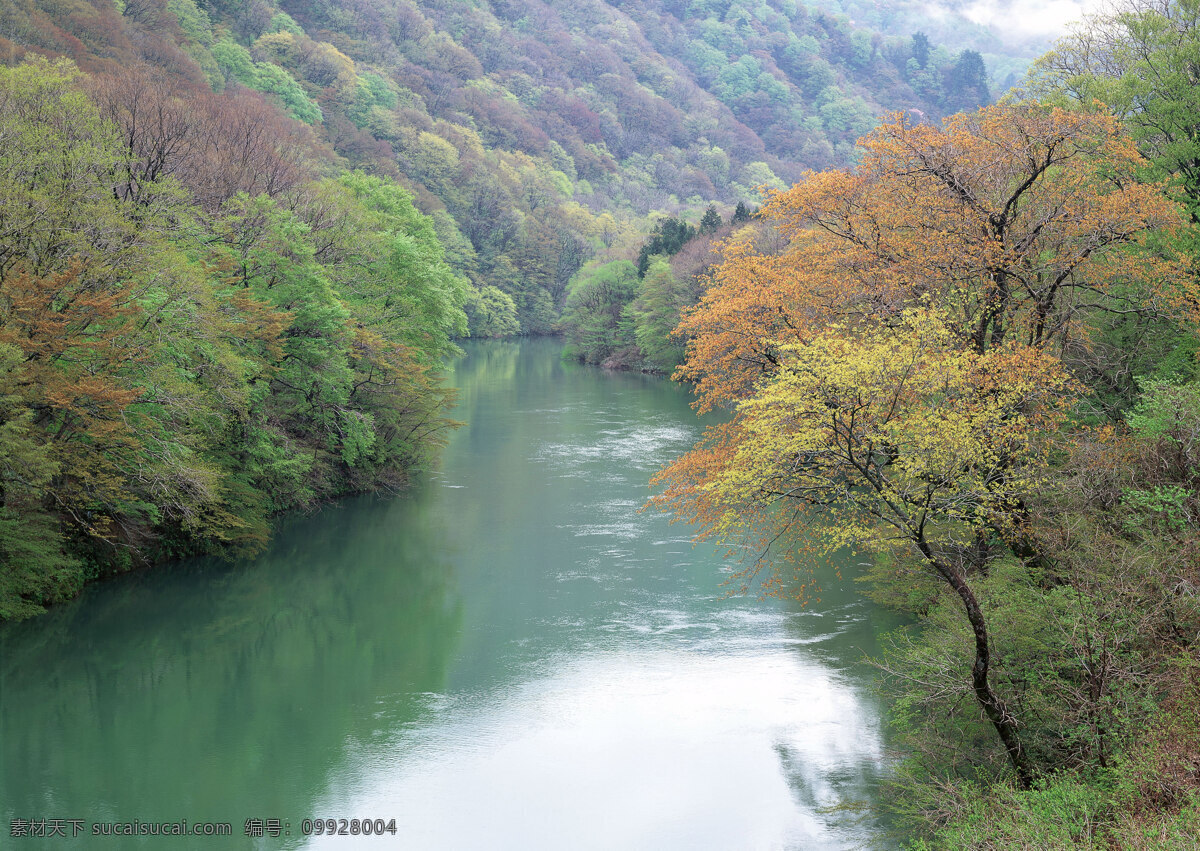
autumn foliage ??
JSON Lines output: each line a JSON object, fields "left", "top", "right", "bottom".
{"left": 654, "top": 102, "right": 1193, "bottom": 787}
{"left": 675, "top": 104, "right": 1188, "bottom": 412}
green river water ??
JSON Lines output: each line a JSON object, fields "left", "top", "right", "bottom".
{"left": 1, "top": 338, "right": 903, "bottom": 849}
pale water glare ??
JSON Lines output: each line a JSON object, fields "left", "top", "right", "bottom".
{"left": 316, "top": 648, "right": 883, "bottom": 850}
{"left": 1, "top": 339, "right": 902, "bottom": 850}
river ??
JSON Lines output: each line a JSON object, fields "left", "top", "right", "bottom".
{"left": 1, "top": 338, "right": 902, "bottom": 849}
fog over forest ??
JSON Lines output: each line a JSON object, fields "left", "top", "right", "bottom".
{"left": 952, "top": 0, "right": 1106, "bottom": 41}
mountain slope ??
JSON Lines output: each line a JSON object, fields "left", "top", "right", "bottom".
{"left": 2, "top": 0, "right": 993, "bottom": 333}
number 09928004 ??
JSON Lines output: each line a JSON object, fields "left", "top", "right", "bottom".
{"left": 300, "top": 818, "right": 397, "bottom": 837}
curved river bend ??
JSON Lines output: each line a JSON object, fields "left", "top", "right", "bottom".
{"left": 1, "top": 339, "right": 901, "bottom": 849}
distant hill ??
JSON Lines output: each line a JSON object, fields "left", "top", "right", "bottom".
{"left": 799, "top": 0, "right": 1094, "bottom": 93}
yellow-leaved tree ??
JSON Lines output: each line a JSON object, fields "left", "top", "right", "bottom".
{"left": 654, "top": 102, "right": 1192, "bottom": 787}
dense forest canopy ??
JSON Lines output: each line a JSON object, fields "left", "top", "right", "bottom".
{"left": 0, "top": 55, "right": 467, "bottom": 618}
{"left": 0, "top": 0, "right": 994, "bottom": 335}
{"left": 801, "top": 0, "right": 1084, "bottom": 88}
{"left": 0, "top": 0, "right": 1011, "bottom": 617}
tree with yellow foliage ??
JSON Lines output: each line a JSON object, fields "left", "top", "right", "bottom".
{"left": 654, "top": 102, "right": 1192, "bottom": 787}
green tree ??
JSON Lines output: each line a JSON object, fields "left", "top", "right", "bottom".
{"left": 210, "top": 194, "right": 351, "bottom": 506}
{"left": 464, "top": 285, "right": 520, "bottom": 338}
{"left": 1033, "top": 0, "right": 1200, "bottom": 221}
{"left": 657, "top": 103, "right": 1189, "bottom": 788}
{"left": 637, "top": 217, "right": 698, "bottom": 276}
{"left": 0, "top": 58, "right": 258, "bottom": 576}
{"left": 0, "top": 341, "right": 82, "bottom": 619}
{"left": 212, "top": 37, "right": 321, "bottom": 124}
{"left": 630, "top": 257, "right": 687, "bottom": 371}
{"left": 561, "top": 260, "right": 639, "bottom": 364}
{"left": 0, "top": 58, "right": 148, "bottom": 285}
{"left": 317, "top": 172, "right": 469, "bottom": 362}
{"left": 912, "top": 31, "right": 931, "bottom": 69}
{"left": 1031, "top": 0, "right": 1200, "bottom": 406}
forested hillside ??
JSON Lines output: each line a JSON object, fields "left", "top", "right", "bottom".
{"left": 0, "top": 0, "right": 991, "bottom": 336}
{"left": 801, "top": 0, "right": 1065, "bottom": 89}
{"left": 0, "top": 56, "right": 471, "bottom": 618}
{"left": 0, "top": 0, "right": 1006, "bottom": 617}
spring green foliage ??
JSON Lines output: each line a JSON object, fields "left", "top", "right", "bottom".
{"left": 560, "top": 205, "right": 739, "bottom": 371}
{"left": 877, "top": 376, "right": 1200, "bottom": 847}
{"left": 0, "top": 343, "right": 82, "bottom": 619}
{"left": 210, "top": 38, "right": 321, "bottom": 124}
{"left": 464, "top": 286, "right": 521, "bottom": 339}
{"left": 900, "top": 662, "right": 1200, "bottom": 850}
{"left": 560, "top": 260, "right": 639, "bottom": 366}
{"left": 0, "top": 58, "right": 465, "bottom": 619}
{"left": 630, "top": 259, "right": 689, "bottom": 372}
{"left": 311, "top": 172, "right": 469, "bottom": 363}
{"left": 1033, "top": 0, "right": 1200, "bottom": 217}
{"left": 874, "top": 266, "right": 1200, "bottom": 841}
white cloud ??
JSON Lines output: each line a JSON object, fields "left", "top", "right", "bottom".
{"left": 954, "top": 0, "right": 1109, "bottom": 43}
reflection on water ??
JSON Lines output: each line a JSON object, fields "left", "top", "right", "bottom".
{"left": 329, "top": 644, "right": 885, "bottom": 850}
{"left": 1, "top": 338, "right": 902, "bottom": 850}
{"left": 0, "top": 494, "right": 463, "bottom": 844}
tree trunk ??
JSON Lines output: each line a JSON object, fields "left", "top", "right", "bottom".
{"left": 921, "top": 541, "right": 1035, "bottom": 788}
